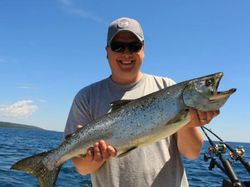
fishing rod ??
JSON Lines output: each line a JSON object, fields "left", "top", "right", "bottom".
{"left": 203, "top": 126, "right": 250, "bottom": 174}
{"left": 201, "top": 126, "right": 250, "bottom": 187}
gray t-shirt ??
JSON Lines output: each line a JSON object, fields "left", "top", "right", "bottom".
{"left": 64, "top": 74, "right": 189, "bottom": 187}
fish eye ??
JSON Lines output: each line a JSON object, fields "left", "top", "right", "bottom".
{"left": 205, "top": 79, "right": 214, "bottom": 87}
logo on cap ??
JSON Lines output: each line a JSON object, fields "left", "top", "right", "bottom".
{"left": 118, "top": 19, "right": 129, "bottom": 28}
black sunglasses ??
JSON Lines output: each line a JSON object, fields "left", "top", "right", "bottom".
{"left": 110, "top": 41, "right": 143, "bottom": 53}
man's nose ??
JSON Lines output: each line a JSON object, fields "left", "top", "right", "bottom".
{"left": 122, "top": 48, "right": 133, "bottom": 56}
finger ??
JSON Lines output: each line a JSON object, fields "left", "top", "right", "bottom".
{"left": 197, "top": 110, "right": 207, "bottom": 121}
{"left": 187, "top": 108, "right": 202, "bottom": 128}
{"left": 214, "top": 110, "right": 220, "bottom": 116}
{"left": 76, "top": 124, "right": 83, "bottom": 130}
{"left": 207, "top": 111, "right": 215, "bottom": 122}
{"left": 189, "top": 108, "right": 200, "bottom": 123}
{"left": 190, "top": 108, "right": 206, "bottom": 125}
{"left": 84, "top": 147, "right": 94, "bottom": 161}
{"left": 99, "top": 140, "right": 109, "bottom": 159}
{"left": 93, "top": 142, "right": 102, "bottom": 162}
{"left": 197, "top": 110, "right": 208, "bottom": 125}
{"left": 107, "top": 145, "right": 117, "bottom": 157}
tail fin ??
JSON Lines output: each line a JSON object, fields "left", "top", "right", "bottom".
{"left": 11, "top": 151, "right": 63, "bottom": 187}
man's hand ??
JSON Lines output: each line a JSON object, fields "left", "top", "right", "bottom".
{"left": 76, "top": 125, "right": 117, "bottom": 162}
{"left": 84, "top": 140, "right": 117, "bottom": 162}
{"left": 72, "top": 125, "right": 117, "bottom": 175}
{"left": 186, "top": 108, "right": 220, "bottom": 128}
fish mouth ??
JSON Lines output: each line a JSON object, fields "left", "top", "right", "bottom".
{"left": 209, "top": 72, "right": 236, "bottom": 101}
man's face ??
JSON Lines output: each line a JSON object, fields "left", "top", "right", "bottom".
{"left": 106, "top": 31, "right": 144, "bottom": 84}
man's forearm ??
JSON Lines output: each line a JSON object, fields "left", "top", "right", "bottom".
{"left": 177, "top": 125, "right": 204, "bottom": 160}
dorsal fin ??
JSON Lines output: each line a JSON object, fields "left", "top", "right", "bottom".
{"left": 110, "top": 99, "right": 133, "bottom": 112}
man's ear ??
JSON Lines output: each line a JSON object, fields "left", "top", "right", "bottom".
{"left": 106, "top": 46, "right": 109, "bottom": 59}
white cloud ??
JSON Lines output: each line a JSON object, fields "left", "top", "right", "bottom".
{"left": 37, "top": 99, "right": 47, "bottom": 103}
{"left": 0, "top": 100, "right": 38, "bottom": 118}
{"left": 69, "top": 9, "right": 104, "bottom": 23}
{"left": 17, "top": 85, "right": 33, "bottom": 89}
{"left": 58, "top": 0, "right": 73, "bottom": 6}
{"left": 58, "top": 0, "right": 105, "bottom": 24}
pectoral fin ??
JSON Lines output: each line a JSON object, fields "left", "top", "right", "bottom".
{"left": 167, "top": 109, "right": 189, "bottom": 124}
{"left": 118, "top": 146, "right": 138, "bottom": 157}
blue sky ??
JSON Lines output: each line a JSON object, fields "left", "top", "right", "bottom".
{"left": 0, "top": 0, "right": 249, "bottom": 142}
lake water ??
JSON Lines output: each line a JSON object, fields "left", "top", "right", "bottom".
{"left": 0, "top": 128, "right": 249, "bottom": 187}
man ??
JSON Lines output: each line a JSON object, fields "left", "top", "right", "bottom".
{"left": 64, "top": 17, "right": 219, "bottom": 187}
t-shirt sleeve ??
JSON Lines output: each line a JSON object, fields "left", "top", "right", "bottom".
{"left": 162, "top": 77, "right": 176, "bottom": 87}
{"left": 64, "top": 89, "right": 92, "bottom": 138}
{"left": 151, "top": 74, "right": 176, "bottom": 89}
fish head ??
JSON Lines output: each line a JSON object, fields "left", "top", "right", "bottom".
{"left": 182, "top": 72, "right": 236, "bottom": 111}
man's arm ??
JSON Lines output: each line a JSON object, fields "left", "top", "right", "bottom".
{"left": 177, "top": 108, "right": 219, "bottom": 160}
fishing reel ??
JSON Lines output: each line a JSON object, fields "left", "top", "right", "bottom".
{"left": 230, "top": 146, "right": 245, "bottom": 160}
{"left": 213, "top": 143, "right": 227, "bottom": 155}
{"left": 204, "top": 143, "right": 227, "bottom": 161}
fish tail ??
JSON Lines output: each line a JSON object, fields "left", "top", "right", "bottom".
{"left": 11, "top": 151, "right": 62, "bottom": 187}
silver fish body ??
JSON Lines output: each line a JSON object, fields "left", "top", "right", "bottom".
{"left": 49, "top": 83, "right": 190, "bottom": 169}
{"left": 11, "top": 72, "right": 236, "bottom": 187}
